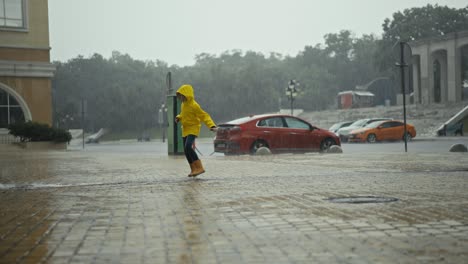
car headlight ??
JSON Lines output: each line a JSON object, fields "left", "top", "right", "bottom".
{"left": 359, "top": 132, "right": 366, "bottom": 135}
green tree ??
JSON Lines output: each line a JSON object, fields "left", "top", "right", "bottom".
{"left": 53, "top": 29, "right": 384, "bottom": 134}
{"left": 53, "top": 52, "right": 169, "bottom": 133}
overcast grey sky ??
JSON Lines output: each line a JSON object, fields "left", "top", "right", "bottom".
{"left": 48, "top": 0, "right": 467, "bottom": 66}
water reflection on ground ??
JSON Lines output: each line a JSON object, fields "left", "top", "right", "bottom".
{"left": 70, "top": 136, "right": 468, "bottom": 154}
{"left": 1, "top": 140, "right": 468, "bottom": 263}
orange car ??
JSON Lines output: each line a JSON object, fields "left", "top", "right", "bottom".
{"left": 348, "top": 120, "right": 416, "bottom": 143}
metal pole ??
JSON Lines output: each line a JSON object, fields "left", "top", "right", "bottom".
{"left": 158, "top": 108, "right": 163, "bottom": 142}
{"left": 81, "top": 99, "right": 85, "bottom": 149}
{"left": 400, "top": 42, "right": 408, "bottom": 152}
{"left": 52, "top": 83, "right": 57, "bottom": 128}
{"left": 166, "top": 72, "right": 172, "bottom": 93}
{"left": 163, "top": 108, "right": 167, "bottom": 142}
{"left": 172, "top": 96, "right": 178, "bottom": 154}
{"left": 290, "top": 93, "right": 293, "bottom": 115}
{"left": 165, "top": 72, "right": 171, "bottom": 145}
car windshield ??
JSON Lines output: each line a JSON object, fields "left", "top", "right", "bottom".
{"left": 350, "top": 119, "right": 368, "bottom": 127}
{"left": 329, "top": 123, "right": 343, "bottom": 131}
{"left": 365, "top": 120, "right": 385, "bottom": 128}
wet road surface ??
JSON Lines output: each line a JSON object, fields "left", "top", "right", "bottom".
{"left": 1, "top": 141, "right": 468, "bottom": 263}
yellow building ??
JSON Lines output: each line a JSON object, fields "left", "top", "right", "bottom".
{"left": 0, "top": 0, "right": 54, "bottom": 131}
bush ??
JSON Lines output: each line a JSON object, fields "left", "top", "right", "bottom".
{"left": 8, "top": 121, "right": 72, "bottom": 143}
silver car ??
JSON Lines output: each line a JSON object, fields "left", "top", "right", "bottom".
{"left": 329, "top": 121, "right": 354, "bottom": 133}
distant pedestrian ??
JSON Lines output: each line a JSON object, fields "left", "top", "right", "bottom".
{"left": 175, "top": 84, "right": 217, "bottom": 177}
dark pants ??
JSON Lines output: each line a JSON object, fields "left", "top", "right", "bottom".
{"left": 183, "top": 135, "right": 199, "bottom": 164}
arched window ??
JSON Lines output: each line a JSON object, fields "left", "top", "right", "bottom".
{"left": 433, "top": 60, "right": 441, "bottom": 103}
{"left": 0, "top": 89, "right": 25, "bottom": 128}
{"left": 462, "top": 45, "right": 468, "bottom": 101}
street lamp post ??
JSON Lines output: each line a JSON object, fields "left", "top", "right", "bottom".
{"left": 158, "top": 104, "right": 167, "bottom": 142}
{"left": 395, "top": 41, "right": 412, "bottom": 153}
{"left": 81, "top": 99, "right": 86, "bottom": 149}
{"left": 286, "top": 80, "right": 299, "bottom": 115}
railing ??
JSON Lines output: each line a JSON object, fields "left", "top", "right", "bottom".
{"left": 0, "top": 131, "right": 20, "bottom": 144}
{"left": 436, "top": 104, "right": 468, "bottom": 135}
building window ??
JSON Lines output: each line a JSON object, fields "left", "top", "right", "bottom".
{"left": 0, "top": 89, "right": 25, "bottom": 128}
{"left": 0, "top": 0, "right": 26, "bottom": 29}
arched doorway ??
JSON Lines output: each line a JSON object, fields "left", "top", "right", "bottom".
{"left": 412, "top": 55, "right": 422, "bottom": 104}
{"left": 462, "top": 45, "right": 468, "bottom": 101}
{"left": 431, "top": 49, "right": 447, "bottom": 103}
{"left": 0, "top": 83, "right": 31, "bottom": 129}
{"left": 433, "top": 60, "right": 442, "bottom": 103}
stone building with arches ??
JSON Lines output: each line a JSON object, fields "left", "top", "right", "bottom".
{"left": 410, "top": 31, "right": 468, "bottom": 104}
{"left": 0, "top": 0, "right": 54, "bottom": 132}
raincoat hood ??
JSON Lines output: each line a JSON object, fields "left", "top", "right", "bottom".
{"left": 177, "top": 84, "right": 194, "bottom": 101}
{"left": 175, "top": 84, "right": 216, "bottom": 137}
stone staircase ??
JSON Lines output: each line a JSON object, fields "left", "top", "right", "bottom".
{"left": 299, "top": 102, "right": 468, "bottom": 137}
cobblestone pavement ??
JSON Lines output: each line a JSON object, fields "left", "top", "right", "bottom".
{"left": 0, "top": 145, "right": 468, "bottom": 264}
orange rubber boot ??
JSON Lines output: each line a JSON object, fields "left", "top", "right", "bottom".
{"left": 191, "top": 160, "right": 205, "bottom": 177}
{"left": 188, "top": 163, "right": 195, "bottom": 177}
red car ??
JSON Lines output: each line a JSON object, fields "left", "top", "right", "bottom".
{"left": 214, "top": 114, "right": 341, "bottom": 155}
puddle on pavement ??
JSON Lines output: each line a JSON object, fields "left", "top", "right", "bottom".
{"left": 326, "top": 196, "right": 399, "bottom": 204}
{"left": 0, "top": 177, "right": 216, "bottom": 190}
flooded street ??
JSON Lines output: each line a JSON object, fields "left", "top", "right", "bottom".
{"left": 1, "top": 141, "right": 468, "bottom": 263}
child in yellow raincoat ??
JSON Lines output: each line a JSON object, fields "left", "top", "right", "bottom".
{"left": 175, "top": 84, "right": 217, "bottom": 177}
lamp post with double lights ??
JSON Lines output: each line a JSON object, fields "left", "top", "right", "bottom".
{"left": 286, "top": 80, "right": 300, "bottom": 115}
{"left": 158, "top": 103, "right": 167, "bottom": 142}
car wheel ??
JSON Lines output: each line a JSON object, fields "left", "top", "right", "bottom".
{"left": 367, "top": 134, "right": 377, "bottom": 143}
{"left": 320, "top": 138, "right": 336, "bottom": 152}
{"left": 403, "top": 132, "right": 412, "bottom": 141}
{"left": 251, "top": 140, "right": 269, "bottom": 154}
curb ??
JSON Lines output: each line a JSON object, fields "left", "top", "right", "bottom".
{"left": 413, "top": 136, "right": 467, "bottom": 142}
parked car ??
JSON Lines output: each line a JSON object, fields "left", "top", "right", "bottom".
{"left": 336, "top": 118, "right": 391, "bottom": 142}
{"left": 329, "top": 121, "right": 354, "bottom": 133}
{"left": 348, "top": 120, "right": 416, "bottom": 143}
{"left": 213, "top": 114, "right": 341, "bottom": 155}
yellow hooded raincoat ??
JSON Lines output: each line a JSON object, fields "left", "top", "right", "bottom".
{"left": 176, "top": 84, "right": 216, "bottom": 137}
